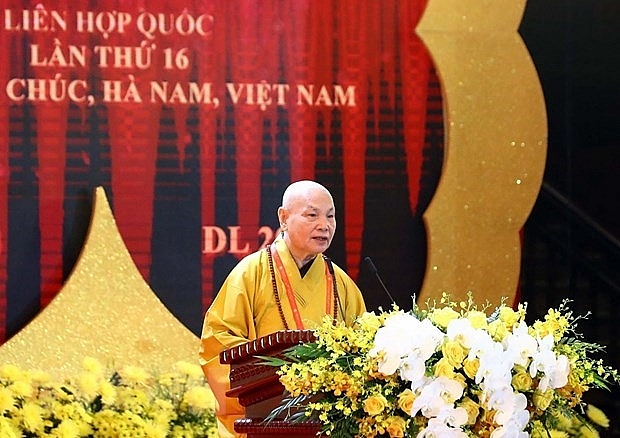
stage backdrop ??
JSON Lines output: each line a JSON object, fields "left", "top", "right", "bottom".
{"left": 0, "top": 0, "right": 545, "bottom": 341}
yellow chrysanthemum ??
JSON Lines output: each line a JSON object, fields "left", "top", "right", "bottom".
{"left": 99, "top": 380, "right": 117, "bottom": 405}
{"left": 81, "top": 357, "right": 104, "bottom": 376}
{"left": 142, "top": 422, "right": 168, "bottom": 438}
{"left": 77, "top": 372, "right": 100, "bottom": 400}
{"left": 577, "top": 424, "right": 601, "bottom": 438}
{"left": 0, "top": 387, "right": 15, "bottom": 414}
{"left": 119, "top": 365, "right": 152, "bottom": 386}
{"left": 0, "top": 364, "right": 24, "bottom": 381}
{"left": 182, "top": 386, "right": 216, "bottom": 410}
{"left": 9, "top": 380, "right": 32, "bottom": 398}
{"left": 356, "top": 311, "right": 382, "bottom": 334}
{"left": 28, "top": 369, "right": 51, "bottom": 384}
{"left": 49, "top": 419, "right": 82, "bottom": 438}
{"left": 174, "top": 361, "right": 204, "bottom": 379}
{"left": 547, "top": 431, "right": 570, "bottom": 438}
{"left": 0, "top": 416, "right": 20, "bottom": 438}
{"left": 20, "top": 401, "right": 46, "bottom": 433}
{"left": 586, "top": 404, "right": 610, "bottom": 428}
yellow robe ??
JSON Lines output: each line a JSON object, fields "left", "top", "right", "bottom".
{"left": 199, "top": 237, "right": 366, "bottom": 437}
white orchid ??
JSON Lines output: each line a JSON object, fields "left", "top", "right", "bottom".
{"left": 370, "top": 311, "right": 444, "bottom": 377}
{"left": 417, "top": 410, "right": 469, "bottom": 438}
{"left": 446, "top": 317, "right": 479, "bottom": 349}
{"left": 502, "top": 321, "right": 538, "bottom": 367}
{"left": 410, "top": 375, "right": 465, "bottom": 418}
{"left": 529, "top": 333, "right": 570, "bottom": 391}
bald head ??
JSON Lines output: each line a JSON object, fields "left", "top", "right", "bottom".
{"left": 281, "top": 180, "right": 333, "bottom": 209}
{"left": 277, "top": 180, "right": 336, "bottom": 267}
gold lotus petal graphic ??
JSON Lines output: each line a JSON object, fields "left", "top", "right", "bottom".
{"left": 0, "top": 187, "right": 199, "bottom": 379}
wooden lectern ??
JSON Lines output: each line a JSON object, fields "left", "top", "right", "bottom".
{"left": 220, "top": 330, "right": 323, "bottom": 437}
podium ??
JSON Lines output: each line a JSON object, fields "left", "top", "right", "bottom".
{"left": 220, "top": 330, "right": 323, "bottom": 437}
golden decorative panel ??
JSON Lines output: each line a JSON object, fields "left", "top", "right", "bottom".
{"left": 0, "top": 187, "right": 199, "bottom": 379}
{"left": 417, "top": 0, "right": 547, "bottom": 306}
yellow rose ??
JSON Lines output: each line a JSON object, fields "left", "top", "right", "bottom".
{"left": 429, "top": 306, "right": 460, "bottom": 329}
{"left": 457, "top": 396, "right": 480, "bottom": 425}
{"left": 363, "top": 394, "right": 388, "bottom": 416}
{"left": 385, "top": 415, "right": 407, "bottom": 437}
{"left": 511, "top": 367, "right": 534, "bottom": 391}
{"left": 442, "top": 340, "right": 468, "bottom": 368}
{"left": 488, "top": 319, "right": 509, "bottom": 341}
{"left": 397, "top": 389, "right": 415, "bottom": 414}
{"left": 533, "top": 389, "right": 554, "bottom": 411}
{"left": 463, "top": 357, "right": 480, "bottom": 380}
{"left": 434, "top": 357, "right": 455, "bottom": 379}
{"left": 498, "top": 306, "right": 520, "bottom": 327}
{"left": 466, "top": 310, "right": 488, "bottom": 329}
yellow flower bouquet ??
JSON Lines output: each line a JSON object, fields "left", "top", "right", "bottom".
{"left": 265, "top": 294, "right": 619, "bottom": 438}
{"left": 0, "top": 358, "right": 217, "bottom": 437}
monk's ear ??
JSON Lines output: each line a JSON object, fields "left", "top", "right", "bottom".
{"left": 277, "top": 206, "right": 288, "bottom": 226}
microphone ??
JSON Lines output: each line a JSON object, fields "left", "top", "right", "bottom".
{"left": 364, "top": 256, "right": 396, "bottom": 305}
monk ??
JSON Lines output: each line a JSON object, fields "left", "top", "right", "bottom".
{"left": 199, "top": 180, "right": 366, "bottom": 437}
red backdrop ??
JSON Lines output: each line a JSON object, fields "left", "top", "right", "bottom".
{"left": 0, "top": 0, "right": 443, "bottom": 339}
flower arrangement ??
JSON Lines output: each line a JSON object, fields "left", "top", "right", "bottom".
{"left": 0, "top": 357, "right": 217, "bottom": 437}
{"left": 266, "top": 293, "right": 619, "bottom": 438}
